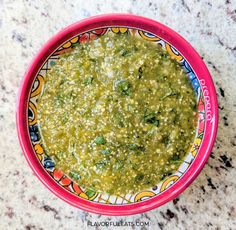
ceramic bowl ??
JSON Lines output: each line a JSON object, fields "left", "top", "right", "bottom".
{"left": 16, "top": 14, "right": 218, "bottom": 215}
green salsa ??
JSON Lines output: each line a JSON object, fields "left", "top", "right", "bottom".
{"left": 38, "top": 33, "right": 197, "bottom": 195}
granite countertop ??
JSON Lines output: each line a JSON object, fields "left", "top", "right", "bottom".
{"left": 1, "top": 0, "right": 236, "bottom": 229}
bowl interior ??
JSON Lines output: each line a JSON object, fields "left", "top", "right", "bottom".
{"left": 27, "top": 26, "right": 205, "bottom": 205}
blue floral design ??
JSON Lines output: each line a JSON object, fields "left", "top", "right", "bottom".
{"left": 29, "top": 125, "right": 40, "bottom": 142}
{"left": 43, "top": 157, "right": 55, "bottom": 170}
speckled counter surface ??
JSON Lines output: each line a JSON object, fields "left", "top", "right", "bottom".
{"left": 1, "top": 0, "right": 236, "bottom": 229}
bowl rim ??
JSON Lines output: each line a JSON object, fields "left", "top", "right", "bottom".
{"left": 16, "top": 13, "right": 218, "bottom": 216}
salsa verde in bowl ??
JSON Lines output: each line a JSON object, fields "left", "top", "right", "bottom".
{"left": 17, "top": 14, "right": 218, "bottom": 215}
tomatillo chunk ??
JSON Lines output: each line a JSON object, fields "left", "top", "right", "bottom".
{"left": 114, "top": 79, "right": 132, "bottom": 96}
{"left": 95, "top": 136, "right": 106, "bottom": 145}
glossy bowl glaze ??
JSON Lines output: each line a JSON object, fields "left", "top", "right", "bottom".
{"left": 16, "top": 14, "right": 218, "bottom": 215}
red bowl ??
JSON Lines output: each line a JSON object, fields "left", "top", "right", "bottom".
{"left": 16, "top": 14, "right": 218, "bottom": 215}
